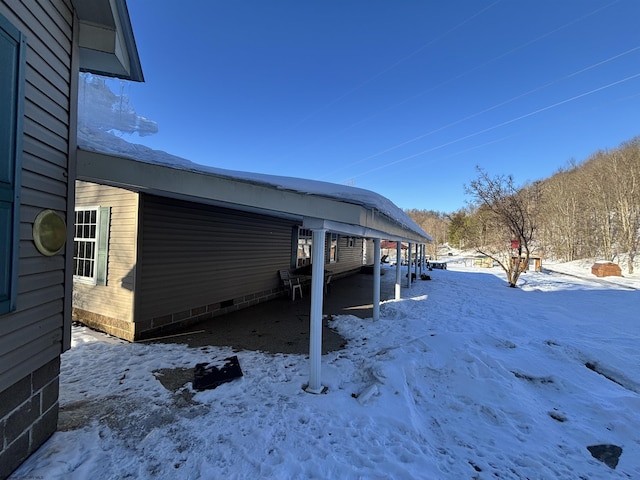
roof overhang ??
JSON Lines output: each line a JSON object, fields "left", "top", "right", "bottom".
{"left": 76, "top": 149, "right": 431, "bottom": 244}
{"left": 73, "top": 0, "right": 144, "bottom": 82}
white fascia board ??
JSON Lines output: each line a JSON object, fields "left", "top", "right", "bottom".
{"left": 303, "top": 217, "right": 431, "bottom": 244}
{"left": 357, "top": 209, "right": 433, "bottom": 243}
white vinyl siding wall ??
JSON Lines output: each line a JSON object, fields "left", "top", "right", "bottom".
{"left": 325, "top": 235, "right": 366, "bottom": 275}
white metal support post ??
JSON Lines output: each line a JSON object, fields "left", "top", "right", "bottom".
{"left": 306, "top": 228, "right": 326, "bottom": 394}
{"left": 373, "top": 238, "right": 381, "bottom": 321}
{"left": 407, "top": 243, "right": 412, "bottom": 288}
{"left": 395, "top": 241, "right": 402, "bottom": 300}
{"left": 422, "top": 244, "right": 426, "bottom": 272}
{"left": 414, "top": 244, "right": 419, "bottom": 280}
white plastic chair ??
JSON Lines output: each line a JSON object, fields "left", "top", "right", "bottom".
{"left": 279, "top": 269, "right": 303, "bottom": 300}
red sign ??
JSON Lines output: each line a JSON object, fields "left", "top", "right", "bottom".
{"left": 511, "top": 240, "right": 520, "bottom": 249}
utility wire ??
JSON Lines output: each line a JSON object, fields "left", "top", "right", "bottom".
{"left": 347, "top": 72, "right": 640, "bottom": 180}
{"left": 322, "top": 45, "right": 640, "bottom": 179}
{"left": 286, "top": 0, "right": 623, "bottom": 172}
{"left": 342, "top": 0, "right": 623, "bottom": 141}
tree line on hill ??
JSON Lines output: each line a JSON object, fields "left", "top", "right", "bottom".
{"left": 407, "top": 135, "right": 640, "bottom": 284}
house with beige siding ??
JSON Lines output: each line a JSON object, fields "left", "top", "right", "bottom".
{"left": 72, "top": 149, "right": 430, "bottom": 393}
{"left": 0, "top": 1, "right": 142, "bottom": 478}
{"left": 72, "top": 149, "right": 429, "bottom": 343}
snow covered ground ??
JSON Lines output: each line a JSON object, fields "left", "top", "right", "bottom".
{"left": 11, "top": 262, "right": 640, "bottom": 479}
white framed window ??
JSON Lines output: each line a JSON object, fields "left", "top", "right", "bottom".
{"left": 73, "top": 207, "right": 98, "bottom": 283}
{"left": 297, "top": 228, "right": 312, "bottom": 267}
{"left": 73, "top": 206, "right": 109, "bottom": 285}
{"left": 329, "top": 233, "right": 338, "bottom": 263}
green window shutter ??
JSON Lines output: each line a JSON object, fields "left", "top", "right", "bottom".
{"left": 0, "top": 14, "right": 25, "bottom": 315}
{"left": 96, "top": 206, "right": 110, "bottom": 286}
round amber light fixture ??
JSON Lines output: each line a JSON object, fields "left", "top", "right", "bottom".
{"left": 33, "top": 209, "right": 66, "bottom": 256}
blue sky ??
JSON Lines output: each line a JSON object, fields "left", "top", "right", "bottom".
{"left": 110, "top": 0, "right": 640, "bottom": 212}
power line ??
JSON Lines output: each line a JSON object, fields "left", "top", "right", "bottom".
{"left": 293, "top": 0, "right": 624, "bottom": 175}
{"left": 347, "top": 72, "right": 640, "bottom": 180}
{"left": 323, "top": 46, "right": 640, "bottom": 178}
{"left": 346, "top": 0, "right": 623, "bottom": 137}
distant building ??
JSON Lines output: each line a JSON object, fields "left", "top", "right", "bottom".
{"left": 511, "top": 254, "right": 543, "bottom": 272}
{"left": 474, "top": 256, "right": 494, "bottom": 268}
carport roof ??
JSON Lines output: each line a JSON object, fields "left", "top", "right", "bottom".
{"left": 76, "top": 129, "right": 432, "bottom": 244}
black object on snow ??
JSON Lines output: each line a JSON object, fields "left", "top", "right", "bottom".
{"left": 587, "top": 444, "right": 623, "bottom": 469}
{"left": 193, "top": 356, "right": 243, "bottom": 390}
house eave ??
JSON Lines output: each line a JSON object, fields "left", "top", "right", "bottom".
{"left": 73, "top": 0, "right": 144, "bottom": 82}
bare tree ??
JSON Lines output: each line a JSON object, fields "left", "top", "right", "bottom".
{"left": 532, "top": 136, "right": 640, "bottom": 273}
{"left": 465, "top": 168, "right": 540, "bottom": 287}
{"left": 406, "top": 209, "right": 449, "bottom": 260}
{"left": 540, "top": 164, "right": 585, "bottom": 261}
{"left": 581, "top": 150, "right": 621, "bottom": 261}
{"left": 398, "top": 136, "right": 639, "bottom": 276}
{"left": 609, "top": 139, "right": 640, "bottom": 273}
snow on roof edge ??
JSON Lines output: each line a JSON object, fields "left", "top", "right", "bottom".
{"left": 78, "top": 129, "right": 430, "bottom": 240}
